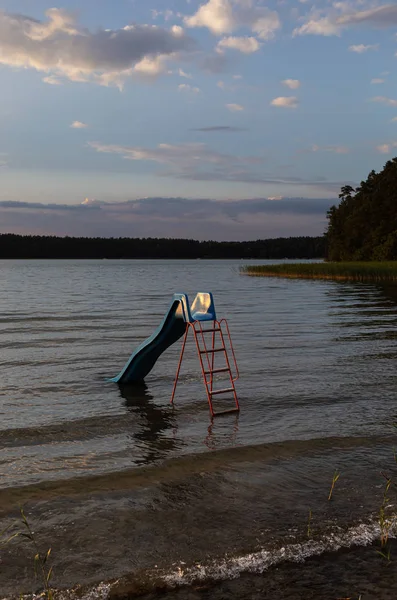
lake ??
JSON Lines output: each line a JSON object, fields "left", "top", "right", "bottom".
{"left": 1, "top": 259, "right": 397, "bottom": 599}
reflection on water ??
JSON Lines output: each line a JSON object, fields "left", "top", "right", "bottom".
{"left": 119, "top": 383, "right": 181, "bottom": 465}
{"left": 205, "top": 414, "right": 239, "bottom": 451}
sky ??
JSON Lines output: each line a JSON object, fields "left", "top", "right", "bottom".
{"left": 0, "top": 0, "right": 396, "bottom": 240}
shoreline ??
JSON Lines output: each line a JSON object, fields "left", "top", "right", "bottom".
{"left": 242, "top": 261, "right": 397, "bottom": 282}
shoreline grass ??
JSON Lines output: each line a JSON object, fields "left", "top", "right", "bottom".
{"left": 241, "top": 262, "right": 397, "bottom": 282}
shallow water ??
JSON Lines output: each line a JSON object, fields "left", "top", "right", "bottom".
{"left": 1, "top": 259, "right": 397, "bottom": 598}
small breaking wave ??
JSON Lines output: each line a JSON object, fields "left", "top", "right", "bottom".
{"left": 4, "top": 516, "right": 395, "bottom": 600}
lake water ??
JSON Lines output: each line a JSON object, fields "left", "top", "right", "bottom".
{"left": 1, "top": 259, "right": 397, "bottom": 599}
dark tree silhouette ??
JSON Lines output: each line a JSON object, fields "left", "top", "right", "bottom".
{"left": 0, "top": 234, "right": 326, "bottom": 260}
{"left": 326, "top": 158, "right": 397, "bottom": 261}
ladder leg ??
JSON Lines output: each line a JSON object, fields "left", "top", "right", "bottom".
{"left": 192, "top": 327, "right": 215, "bottom": 418}
{"left": 170, "top": 325, "right": 189, "bottom": 405}
{"left": 219, "top": 324, "right": 240, "bottom": 412}
{"left": 210, "top": 322, "right": 216, "bottom": 394}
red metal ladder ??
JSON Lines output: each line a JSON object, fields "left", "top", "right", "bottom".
{"left": 170, "top": 318, "right": 240, "bottom": 418}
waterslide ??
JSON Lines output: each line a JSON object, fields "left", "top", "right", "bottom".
{"left": 110, "top": 293, "right": 216, "bottom": 384}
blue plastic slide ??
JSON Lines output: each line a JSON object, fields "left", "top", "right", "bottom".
{"left": 110, "top": 293, "right": 217, "bottom": 383}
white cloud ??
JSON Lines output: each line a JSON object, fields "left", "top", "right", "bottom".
{"left": 294, "top": 3, "right": 397, "bottom": 37}
{"left": 233, "top": 74, "right": 242, "bottom": 79}
{"left": 185, "top": 0, "right": 235, "bottom": 34}
{"left": 371, "top": 78, "right": 384, "bottom": 84}
{"left": 251, "top": 13, "right": 282, "bottom": 40}
{"left": 42, "top": 75, "right": 62, "bottom": 85}
{"left": 81, "top": 198, "right": 106, "bottom": 206}
{"left": 178, "top": 83, "right": 201, "bottom": 93}
{"left": 70, "top": 121, "right": 88, "bottom": 129}
{"left": 184, "top": 0, "right": 280, "bottom": 40}
{"left": 377, "top": 142, "right": 397, "bottom": 154}
{"left": 391, "top": 117, "right": 397, "bottom": 122}
{"left": 217, "top": 36, "right": 261, "bottom": 53}
{"left": 271, "top": 96, "right": 299, "bottom": 108}
{"left": 178, "top": 68, "right": 193, "bottom": 78}
{"left": 133, "top": 55, "right": 171, "bottom": 77}
{"left": 338, "top": 4, "right": 397, "bottom": 27}
{"left": 311, "top": 144, "right": 349, "bottom": 154}
{"left": 226, "top": 103, "right": 244, "bottom": 111}
{"left": 293, "top": 16, "right": 341, "bottom": 37}
{"left": 0, "top": 8, "right": 195, "bottom": 87}
{"left": 282, "top": 79, "right": 301, "bottom": 89}
{"left": 372, "top": 96, "right": 397, "bottom": 107}
{"left": 349, "top": 44, "right": 378, "bottom": 53}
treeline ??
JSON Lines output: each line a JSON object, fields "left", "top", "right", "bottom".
{"left": 0, "top": 234, "right": 326, "bottom": 259}
{"left": 327, "top": 157, "right": 397, "bottom": 261}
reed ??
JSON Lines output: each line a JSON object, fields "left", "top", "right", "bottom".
{"left": 241, "top": 262, "right": 397, "bottom": 282}
{"left": 328, "top": 470, "right": 340, "bottom": 501}
{"left": 377, "top": 476, "right": 393, "bottom": 562}
{"left": 2, "top": 508, "right": 54, "bottom": 599}
{"left": 307, "top": 509, "right": 312, "bottom": 538}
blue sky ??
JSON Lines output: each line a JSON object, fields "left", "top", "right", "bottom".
{"left": 0, "top": 0, "right": 396, "bottom": 239}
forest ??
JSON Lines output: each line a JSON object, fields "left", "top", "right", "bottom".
{"left": 0, "top": 234, "right": 326, "bottom": 259}
{"left": 326, "top": 157, "right": 397, "bottom": 261}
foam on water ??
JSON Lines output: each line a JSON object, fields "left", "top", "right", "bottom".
{"left": 4, "top": 517, "right": 395, "bottom": 600}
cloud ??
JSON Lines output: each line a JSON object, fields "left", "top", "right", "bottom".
{"left": 217, "top": 36, "right": 261, "bottom": 53}
{"left": 0, "top": 8, "right": 195, "bottom": 87}
{"left": 226, "top": 103, "right": 244, "bottom": 111}
{"left": 178, "top": 83, "right": 201, "bottom": 93}
{"left": 87, "top": 139, "right": 352, "bottom": 195}
{"left": 371, "top": 78, "right": 384, "bottom": 84}
{"left": 294, "top": 3, "right": 397, "bottom": 37}
{"left": 178, "top": 68, "right": 192, "bottom": 78}
{"left": 349, "top": 44, "right": 378, "bottom": 53}
{"left": 42, "top": 75, "right": 62, "bottom": 85}
{"left": 271, "top": 96, "right": 299, "bottom": 108}
{"left": 293, "top": 16, "right": 341, "bottom": 37}
{"left": 88, "top": 141, "right": 258, "bottom": 174}
{"left": 151, "top": 9, "right": 174, "bottom": 21}
{"left": 132, "top": 54, "right": 172, "bottom": 78}
{"left": 376, "top": 142, "right": 397, "bottom": 153}
{"left": 70, "top": 121, "right": 88, "bottom": 129}
{"left": 282, "top": 79, "right": 301, "bottom": 89}
{"left": 184, "top": 0, "right": 280, "bottom": 40}
{"left": 0, "top": 197, "right": 335, "bottom": 240}
{"left": 338, "top": 4, "right": 397, "bottom": 27}
{"left": 311, "top": 144, "right": 349, "bottom": 154}
{"left": 391, "top": 117, "right": 397, "bottom": 122}
{"left": 81, "top": 198, "right": 106, "bottom": 206}
{"left": 371, "top": 96, "right": 397, "bottom": 107}
{"left": 192, "top": 125, "right": 246, "bottom": 131}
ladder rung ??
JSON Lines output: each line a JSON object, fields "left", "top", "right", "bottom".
{"left": 204, "top": 367, "right": 230, "bottom": 375}
{"left": 210, "top": 387, "right": 235, "bottom": 396}
{"left": 200, "top": 328, "right": 221, "bottom": 333}
{"left": 213, "top": 408, "right": 240, "bottom": 416}
{"left": 200, "top": 348, "right": 225, "bottom": 354}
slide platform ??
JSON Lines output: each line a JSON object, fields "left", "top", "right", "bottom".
{"left": 110, "top": 292, "right": 216, "bottom": 384}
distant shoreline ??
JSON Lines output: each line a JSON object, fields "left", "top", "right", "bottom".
{"left": 0, "top": 233, "right": 326, "bottom": 260}
{"left": 242, "top": 262, "right": 397, "bottom": 282}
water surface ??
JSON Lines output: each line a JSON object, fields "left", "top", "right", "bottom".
{"left": 1, "top": 259, "right": 397, "bottom": 599}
